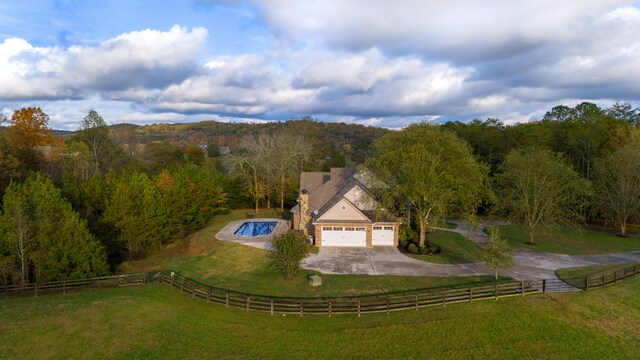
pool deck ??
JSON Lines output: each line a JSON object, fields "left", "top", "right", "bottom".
{"left": 215, "top": 218, "right": 290, "bottom": 250}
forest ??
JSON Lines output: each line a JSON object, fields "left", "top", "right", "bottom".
{"left": 0, "top": 101, "right": 639, "bottom": 286}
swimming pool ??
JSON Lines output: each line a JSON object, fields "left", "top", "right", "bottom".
{"left": 234, "top": 221, "right": 278, "bottom": 237}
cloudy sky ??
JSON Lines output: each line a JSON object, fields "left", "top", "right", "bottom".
{"left": 1, "top": 0, "right": 640, "bottom": 130}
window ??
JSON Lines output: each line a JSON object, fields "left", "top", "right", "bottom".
{"left": 355, "top": 227, "right": 365, "bottom": 231}
{"left": 373, "top": 226, "right": 382, "bottom": 230}
{"left": 384, "top": 226, "right": 394, "bottom": 231}
{"left": 333, "top": 227, "right": 343, "bottom": 231}
{"left": 345, "top": 227, "right": 355, "bottom": 231}
{"left": 323, "top": 227, "right": 332, "bottom": 231}
{"left": 340, "top": 205, "right": 347, "bottom": 211}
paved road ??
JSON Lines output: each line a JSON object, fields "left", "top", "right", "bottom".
{"left": 301, "top": 221, "right": 640, "bottom": 288}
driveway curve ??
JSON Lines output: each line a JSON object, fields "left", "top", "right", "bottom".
{"left": 301, "top": 220, "right": 640, "bottom": 285}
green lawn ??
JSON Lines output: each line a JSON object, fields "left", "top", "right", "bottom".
{"left": 495, "top": 225, "right": 640, "bottom": 255}
{"left": 2, "top": 279, "right": 640, "bottom": 359}
{"left": 556, "top": 262, "right": 640, "bottom": 289}
{"left": 407, "top": 230, "right": 484, "bottom": 264}
{"left": 122, "top": 211, "right": 502, "bottom": 297}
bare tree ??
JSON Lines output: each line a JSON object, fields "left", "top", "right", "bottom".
{"left": 273, "top": 132, "right": 312, "bottom": 212}
{"left": 3, "top": 188, "right": 35, "bottom": 285}
{"left": 233, "top": 136, "right": 266, "bottom": 213}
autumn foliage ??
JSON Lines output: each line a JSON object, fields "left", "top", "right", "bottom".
{"left": 8, "top": 107, "right": 54, "bottom": 150}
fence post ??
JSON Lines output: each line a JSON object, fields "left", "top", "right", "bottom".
{"left": 442, "top": 291, "right": 446, "bottom": 307}
{"left": 63, "top": 281, "right": 67, "bottom": 294}
{"left": 521, "top": 282, "right": 525, "bottom": 297}
{"left": 143, "top": 273, "right": 147, "bottom": 285}
{"left": 634, "top": 265, "right": 638, "bottom": 275}
{"left": 386, "top": 298, "right": 390, "bottom": 314}
{"left": 270, "top": 299, "right": 274, "bottom": 316}
{"left": 469, "top": 288, "right": 473, "bottom": 303}
{"left": 207, "top": 288, "right": 211, "bottom": 303}
{"left": 246, "top": 296, "right": 250, "bottom": 312}
{"left": 300, "top": 302, "right": 303, "bottom": 317}
{"left": 494, "top": 284, "right": 498, "bottom": 300}
{"left": 614, "top": 271, "right": 618, "bottom": 284}
{"left": 602, "top": 274, "right": 605, "bottom": 287}
{"left": 328, "top": 300, "right": 332, "bottom": 317}
{"left": 192, "top": 284, "right": 197, "bottom": 298}
{"left": 225, "top": 292, "right": 229, "bottom": 308}
{"left": 542, "top": 279, "right": 546, "bottom": 294}
{"left": 90, "top": 278, "right": 94, "bottom": 290}
{"left": 585, "top": 277, "right": 589, "bottom": 291}
{"left": 34, "top": 283, "right": 38, "bottom": 297}
{"left": 357, "top": 300, "right": 361, "bottom": 317}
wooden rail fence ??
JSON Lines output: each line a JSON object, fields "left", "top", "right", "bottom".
{"left": 583, "top": 264, "right": 640, "bottom": 290}
{"left": 2, "top": 264, "right": 639, "bottom": 316}
{"left": 159, "top": 271, "right": 542, "bottom": 316}
{"left": 1, "top": 272, "right": 162, "bottom": 299}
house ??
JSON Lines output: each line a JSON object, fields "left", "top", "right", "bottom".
{"left": 291, "top": 167, "right": 399, "bottom": 247}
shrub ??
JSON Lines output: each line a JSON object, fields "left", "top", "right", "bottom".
{"left": 408, "top": 243, "right": 418, "bottom": 254}
{"left": 433, "top": 245, "right": 442, "bottom": 254}
{"left": 399, "top": 239, "right": 409, "bottom": 249}
{"left": 399, "top": 223, "right": 419, "bottom": 245}
{"left": 270, "top": 231, "right": 309, "bottom": 279}
{"left": 418, "top": 246, "right": 429, "bottom": 255}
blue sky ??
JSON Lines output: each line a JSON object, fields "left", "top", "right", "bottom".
{"left": 1, "top": 0, "right": 640, "bottom": 129}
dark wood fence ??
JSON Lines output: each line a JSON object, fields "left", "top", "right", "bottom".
{"left": 1, "top": 272, "right": 162, "bottom": 299}
{"left": 583, "top": 264, "right": 640, "bottom": 290}
{"left": 159, "top": 271, "right": 542, "bottom": 316}
{"left": 2, "top": 264, "right": 639, "bottom": 316}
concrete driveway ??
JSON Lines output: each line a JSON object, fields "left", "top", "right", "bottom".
{"left": 300, "top": 247, "right": 491, "bottom": 277}
{"left": 298, "top": 219, "right": 640, "bottom": 293}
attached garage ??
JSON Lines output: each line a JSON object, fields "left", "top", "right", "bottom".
{"left": 372, "top": 225, "right": 395, "bottom": 246}
{"left": 321, "top": 226, "right": 367, "bottom": 247}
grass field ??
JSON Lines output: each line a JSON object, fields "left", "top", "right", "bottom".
{"left": 2, "top": 278, "right": 640, "bottom": 359}
{"left": 556, "top": 262, "right": 640, "bottom": 288}
{"left": 495, "top": 225, "right": 640, "bottom": 255}
{"left": 407, "top": 230, "right": 484, "bottom": 264}
{"left": 122, "top": 210, "right": 503, "bottom": 297}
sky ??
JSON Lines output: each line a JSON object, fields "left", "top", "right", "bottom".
{"left": 1, "top": 0, "right": 640, "bottom": 130}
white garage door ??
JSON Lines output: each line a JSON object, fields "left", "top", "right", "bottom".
{"left": 372, "top": 226, "right": 395, "bottom": 246}
{"left": 321, "top": 226, "right": 366, "bottom": 247}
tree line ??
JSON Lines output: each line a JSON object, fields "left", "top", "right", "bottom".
{"left": 368, "top": 101, "right": 640, "bottom": 249}
{"left": 1, "top": 101, "right": 639, "bottom": 285}
{"left": 0, "top": 108, "right": 229, "bottom": 285}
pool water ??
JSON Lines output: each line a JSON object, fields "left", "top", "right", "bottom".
{"left": 234, "top": 221, "right": 278, "bottom": 237}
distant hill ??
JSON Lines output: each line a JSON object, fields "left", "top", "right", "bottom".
{"left": 103, "top": 119, "right": 389, "bottom": 165}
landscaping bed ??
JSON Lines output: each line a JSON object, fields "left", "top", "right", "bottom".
{"left": 400, "top": 229, "right": 484, "bottom": 264}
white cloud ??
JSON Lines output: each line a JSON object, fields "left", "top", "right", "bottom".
{"left": 0, "top": 25, "right": 207, "bottom": 100}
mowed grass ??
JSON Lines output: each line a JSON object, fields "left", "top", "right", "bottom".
{"left": 556, "top": 262, "right": 640, "bottom": 289}
{"left": 123, "top": 210, "right": 502, "bottom": 297}
{"left": 496, "top": 225, "right": 640, "bottom": 255}
{"left": 407, "top": 230, "right": 484, "bottom": 264}
{"left": 2, "top": 279, "right": 640, "bottom": 359}
{"left": 162, "top": 241, "right": 501, "bottom": 297}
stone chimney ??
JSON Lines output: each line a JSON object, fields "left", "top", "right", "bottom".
{"left": 299, "top": 189, "right": 310, "bottom": 235}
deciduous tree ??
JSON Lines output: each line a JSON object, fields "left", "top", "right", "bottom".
{"left": 594, "top": 143, "right": 640, "bottom": 236}
{"left": 367, "top": 123, "right": 488, "bottom": 247}
{"left": 495, "top": 148, "right": 591, "bottom": 244}
{"left": 482, "top": 227, "right": 515, "bottom": 280}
